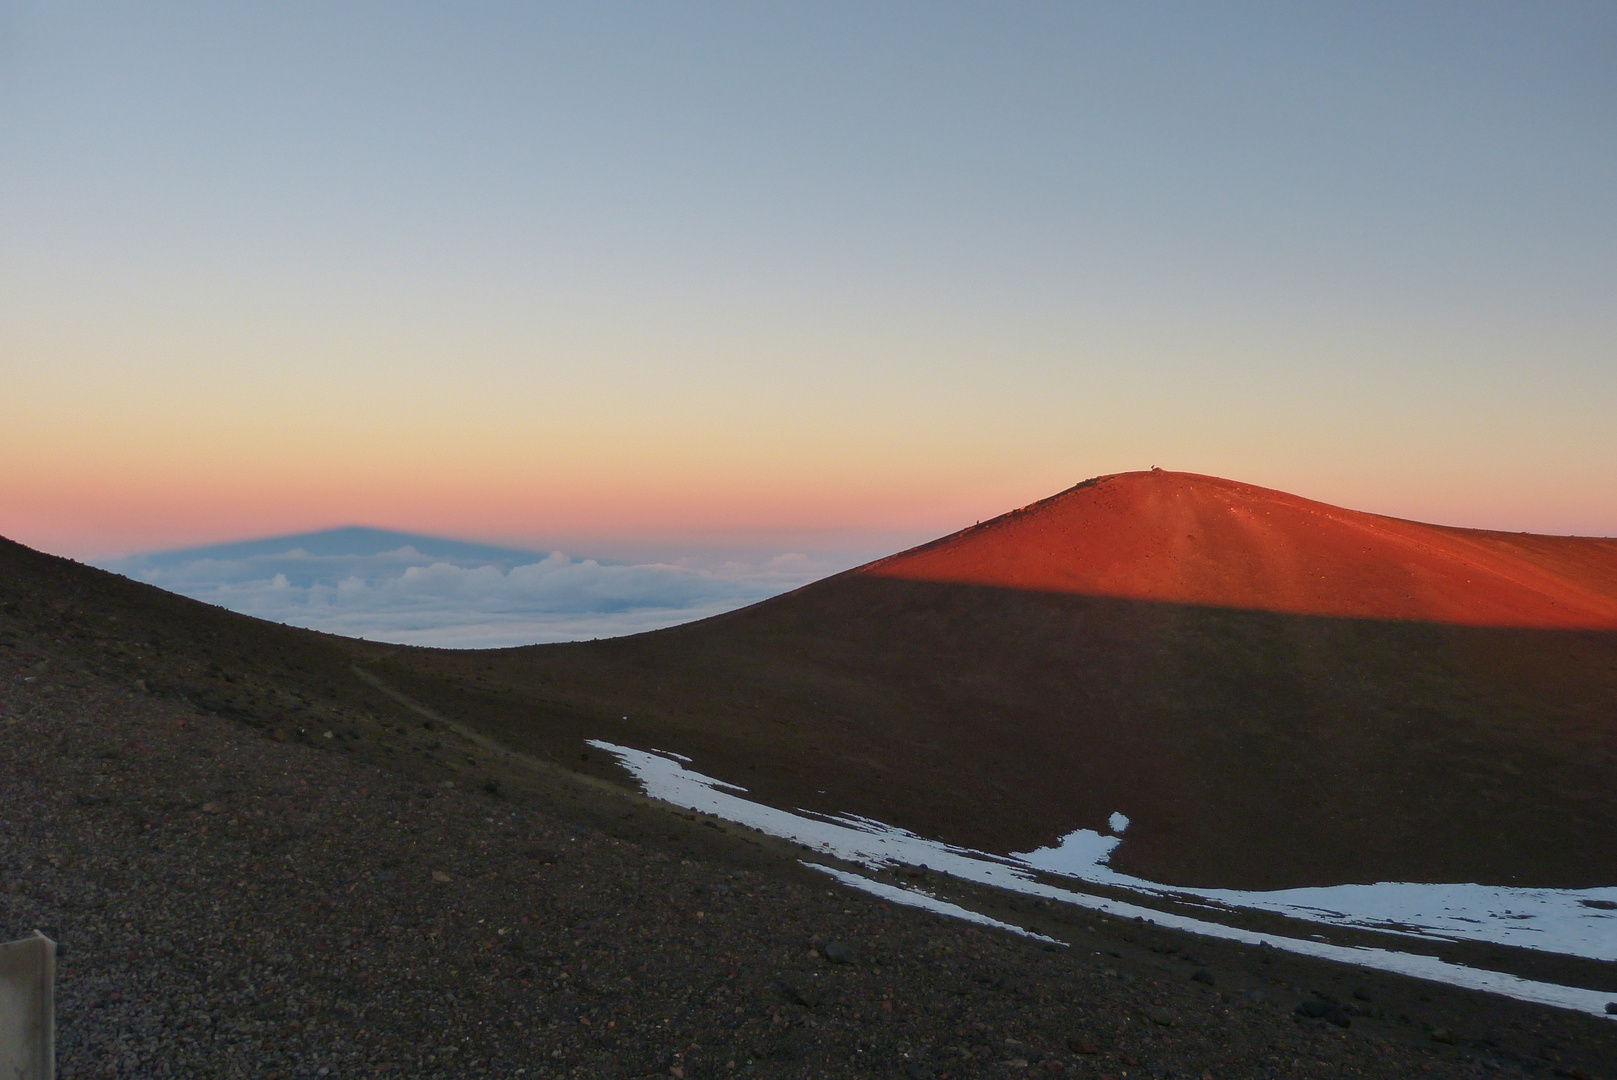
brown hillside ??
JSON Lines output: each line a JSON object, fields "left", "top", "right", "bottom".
{"left": 867, "top": 470, "right": 1617, "bottom": 628}
{"left": 373, "top": 473, "right": 1617, "bottom": 891}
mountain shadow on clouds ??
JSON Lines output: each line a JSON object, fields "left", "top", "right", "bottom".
{"left": 97, "top": 527, "right": 839, "bottom": 648}
{"left": 123, "top": 526, "right": 550, "bottom": 569}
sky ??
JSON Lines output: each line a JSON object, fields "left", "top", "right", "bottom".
{"left": 5, "top": 1, "right": 1616, "bottom": 569}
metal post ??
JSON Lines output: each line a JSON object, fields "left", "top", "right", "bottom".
{"left": 0, "top": 931, "right": 55, "bottom": 1080}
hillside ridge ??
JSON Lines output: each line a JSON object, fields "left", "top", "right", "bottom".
{"left": 863, "top": 469, "right": 1617, "bottom": 628}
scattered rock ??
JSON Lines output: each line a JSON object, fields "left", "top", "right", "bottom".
{"left": 1295, "top": 1000, "right": 1351, "bottom": 1028}
{"left": 774, "top": 978, "right": 822, "bottom": 1008}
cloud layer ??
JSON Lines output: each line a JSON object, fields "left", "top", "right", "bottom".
{"left": 100, "top": 543, "right": 846, "bottom": 648}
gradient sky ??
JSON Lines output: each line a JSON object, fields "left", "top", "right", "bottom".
{"left": 5, "top": 2, "right": 1615, "bottom": 559}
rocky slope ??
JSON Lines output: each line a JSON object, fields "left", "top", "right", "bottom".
{"left": 6, "top": 621, "right": 1617, "bottom": 1079}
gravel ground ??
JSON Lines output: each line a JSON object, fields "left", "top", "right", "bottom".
{"left": 3, "top": 647, "right": 1613, "bottom": 1079}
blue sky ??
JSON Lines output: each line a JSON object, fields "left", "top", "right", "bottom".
{"left": 5, "top": 2, "right": 1615, "bottom": 572}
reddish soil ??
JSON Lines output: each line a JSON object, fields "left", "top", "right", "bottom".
{"left": 866, "top": 470, "right": 1617, "bottom": 629}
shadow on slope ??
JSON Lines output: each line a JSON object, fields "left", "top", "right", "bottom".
{"left": 376, "top": 571, "right": 1617, "bottom": 892}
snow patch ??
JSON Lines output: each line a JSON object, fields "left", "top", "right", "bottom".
{"left": 806, "top": 864, "right": 1065, "bottom": 945}
{"left": 589, "top": 739, "right": 1617, "bottom": 1019}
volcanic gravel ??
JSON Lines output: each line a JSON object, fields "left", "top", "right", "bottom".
{"left": 2, "top": 649, "right": 1611, "bottom": 1079}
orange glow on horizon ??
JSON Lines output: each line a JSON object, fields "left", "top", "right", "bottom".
{"left": 7, "top": 454, "right": 1616, "bottom": 565}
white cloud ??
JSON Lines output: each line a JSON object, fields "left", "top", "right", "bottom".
{"left": 100, "top": 544, "right": 849, "bottom": 648}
